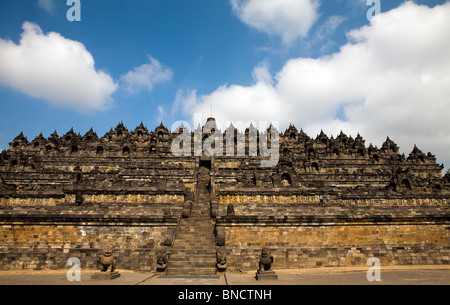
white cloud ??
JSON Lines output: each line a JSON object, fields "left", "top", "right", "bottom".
{"left": 157, "top": 105, "right": 167, "bottom": 123}
{"left": 38, "top": 0, "right": 55, "bottom": 14}
{"left": 176, "top": 63, "right": 288, "bottom": 129}
{"left": 317, "top": 15, "right": 346, "bottom": 39}
{"left": 177, "top": 2, "right": 450, "bottom": 168}
{"left": 120, "top": 56, "right": 173, "bottom": 94}
{"left": 230, "top": 0, "right": 320, "bottom": 45}
{"left": 0, "top": 22, "right": 118, "bottom": 111}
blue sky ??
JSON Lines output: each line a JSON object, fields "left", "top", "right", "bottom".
{"left": 0, "top": 0, "right": 449, "bottom": 172}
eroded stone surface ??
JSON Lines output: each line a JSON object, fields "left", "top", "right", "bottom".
{"left": 0, "top": 121, "right": 448, "bottom": 272}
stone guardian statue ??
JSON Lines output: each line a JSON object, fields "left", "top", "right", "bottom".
{"left": 256, "top": 247, "right": 278, "bottom": 281}
{"left": 98, "top": 247, "right": 117, "bottom": 272}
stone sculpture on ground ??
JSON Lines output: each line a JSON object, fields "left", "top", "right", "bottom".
{"left": 216, "top": 247, "right": 227, "bottom": 272}
{"left": 99, "top": 247, "right": 117, "bottom": 272}
{"left": 156, "top": 249, "right": 170, "bottom": 272}
{"left": 91, "top": 247, "right": 121, "bottom": 280}
{"left": 256, "top": 248, "right": 278, "bottom": 281}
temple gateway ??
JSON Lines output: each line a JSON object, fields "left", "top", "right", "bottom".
{"left": 0, "top": 118, "right": 448, "bottom": 274}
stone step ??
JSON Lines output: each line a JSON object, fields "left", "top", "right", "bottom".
{"left": 171, "top": 245, "right": 215, "bottom": 251}
{"left": 178, "top": 222, "right": 214, "bottom": 227}
{"left": 167, "top": 259, "right": 215, "bottom": 265}
{"left": 177, "top": 232, "right": 213, "bottom": 236}
{"left": 172, "top": 235, "right": 214, "bottom": 241}
{"left": 178, "top": 227, "right": 213, "bottom": 232}
{"left": 179, "top": 222, "right": 213, "bottom": 226}
{"left": 171, "top": 242, "right": 215, "bottom": 246}
{"left": 188, "top": 213, "right": 210, "bottom": 217}
{"left": 172, "top": 236, "right": 214, "bottom": 242}
{"left": 170, "top": 246, "right": 216, "bottom": 252}
{"left": 178, "top": 222, "right": 214, "bottom": 228}
{"left": 168, "top": 253, "right": 216, "bottom": 259}
{"left": 166, "top": 267, "right": 217, "bottom": 276}
{"left": 170, "top": 250, "right": 215, "bottom": 256}
{"left": 169, "top": 249, "right": 217, "bottom": 256}
{"left": 175, "top": 230, "right": 214, "bottom": 234}
{"left": 169, "top": 253, "right": 216, "bottom": 258}
{"left": 177, "top": 230, "right": 215, "bottom": 238}
{"left": 177, "top": 224, "right": 213, "bottom": 229}
{"left": 175, "top": 234, "right": 214, "bottom": 240}
{"left": 178, "top": 229, "right": 213, "bottom": 233}
{"left": 176, "top": 228, "right": 215, "bottom": 234}
{"left": 172, "top": 243, "right": 215, "bottom": 248}
{"left": 167, "top": 259, "right": 216, "bottom": 266}
{"left": 165, "top": 171, "right": 217, "bottom": 276}
{"left": 172, "top": 243, "right": 214, "bottom": 247}
{"left": 183, "top": 216, "right": 214, "bottom": 220}
{"left": 180, "top": 216, "right": 213, "bottom": 221}
{"left": 191, "top": 204, "right": 210, "bottom": 208}
{"left": 178, "top": 223, "right": 213, "bottom": 226}
{"left": 182, "top": 214, "right": 213, "bottom": 219}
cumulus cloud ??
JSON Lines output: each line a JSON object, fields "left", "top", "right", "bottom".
{"left": 120, "top": 56, "right": 173, "bottom": 94}
{"left": 177, "top": 2, "right": 450, "bottom": 168}
{"left": 0, "top": 22, "right": 118, "bottom": 111}
{"left": 38, "top": 0, "right": 55, "bottom": 14}
{"left": 230, "top": 0, "right": 320, "bottom": 44}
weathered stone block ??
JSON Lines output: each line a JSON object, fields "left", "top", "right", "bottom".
{"left": 91, "top": 271, "right": 121, "bottom": 280}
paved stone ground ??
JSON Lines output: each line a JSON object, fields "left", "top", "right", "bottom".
{"left": 0, "top": 265, "right": 448, "bottom": 285}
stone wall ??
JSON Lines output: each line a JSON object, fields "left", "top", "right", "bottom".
{"left": 219, "top": 194, "right": 449, "bottom": 206}
{"left": 0, "top": 202, "right": 181, "bottom": 271}
{"left": 216, "top": 205, "right": 450, "bottom": 271}
{"left": 0, "top": 223, "right": 172, "bottom": 271}
{"left": 0, "top": 122, "right": 448, "bottom": 272}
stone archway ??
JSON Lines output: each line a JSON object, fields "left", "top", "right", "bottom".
{"left": 281, "top": 173, "right": 292, "bottom": 187}
{"left": 401, "top": 178, "right": 412, "bottom": 190}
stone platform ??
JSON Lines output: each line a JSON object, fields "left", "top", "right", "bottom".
{"left": 256, "top": 270, "right": 278, "bottom": 281}
{"left": 91, "top": 271, "right": 121, "bottom": 280}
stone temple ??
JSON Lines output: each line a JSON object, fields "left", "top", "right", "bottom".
{"left": 0, "top": 118, "right": 449, "bottom": 274}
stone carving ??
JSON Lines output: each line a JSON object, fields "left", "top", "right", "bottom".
{"left": 216, "top": 247, "right": 227, "bottom": 272}
{"left": 2, "top": 122, "right": 447, "bottom": 201}
{"left": 257, "top": 247, "right": 273, "bottom": 272}
{"left": 98, "top": 247, "right": 117, "bottom": 272}
{"left": 75, "top": 191, "right": 83, "bottom": 206}
{"left": 0, "top": 120, "right": 448, "bottom": 274}
{"left": 163, "top": 228, "right": 176, "bottom": 247}
{"left": 156, "top": 249, "right": 169, "bottom": 272}
{"left": 91, "top": 247, "right": 120, "bottom": 280}
{"left": 281, "top": 173, "right": 292, "bottom": 187}
{"left": 256, "top": 247, "right": 278, "bottom": 281}
{"left": 227, "top": 204, "right": 235, "bottom": 216}
{"left": 281, "top": 179, "right": 290, "bottom": 187}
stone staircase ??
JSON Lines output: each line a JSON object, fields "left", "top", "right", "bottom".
{"left": 166, "top": 166, "right": 217, "bottom": 276}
